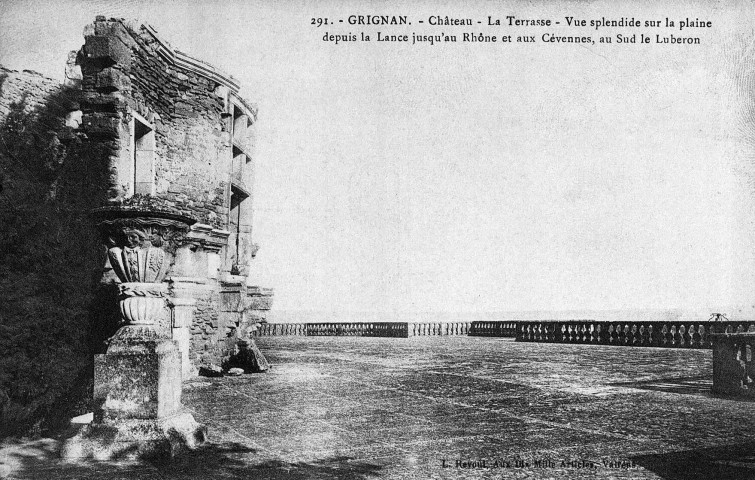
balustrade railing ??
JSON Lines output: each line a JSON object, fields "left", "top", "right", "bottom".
{"left": 252, "top": 321, "right": 474, "bottom": 337}
{"left": 468, "top": 321, "right": 518, "bottom": 337}
{"left": 408, "top": 322, "right": 472, "bottom": 336}
{"left": 253, "top": 323, "right": 307, "bottom": 336}
{"left": 515, "top": 320, "right": 755, "bottom": 349}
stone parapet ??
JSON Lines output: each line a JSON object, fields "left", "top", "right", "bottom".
{"left": 514, "top": 320, "right": 755, "bottom": 348}
{"left": 253, "top": 322, "right": 487, "bottom": 337}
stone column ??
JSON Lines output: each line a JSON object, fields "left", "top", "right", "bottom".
{"left": 168, "top": 297, "right": 197, "bottom": 380}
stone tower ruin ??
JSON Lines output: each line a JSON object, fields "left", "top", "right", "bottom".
{"left": 72, "top": 16, "right": 273, "bottom": 377}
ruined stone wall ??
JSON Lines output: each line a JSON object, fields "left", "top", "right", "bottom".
{"left": 77, "top": 19, "right": 240, "bottom": 369}
{"left": 190, "top": 289, "right": 223, "bottom": 367}
{"left": 79, "top": 19, "right": 231, "bottom": 229}
{"left": 130, "top": 33, "right": 230, "bottom": 229}
{"left": 0, "top": 68, "right": 59, "bottom": 116}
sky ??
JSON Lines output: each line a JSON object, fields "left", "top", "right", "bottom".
{"left": 2, "top": 0, "right": 755, "bottom": 318}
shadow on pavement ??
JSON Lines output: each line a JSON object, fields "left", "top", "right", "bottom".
{"left": 2, "top": 439, "right": 385, "bottom": 480}
{"left": 631, "top": 441, "right": 755, "bottom": 480}
{"left": 610, "top": 375, "right": 732, "bottom": 400}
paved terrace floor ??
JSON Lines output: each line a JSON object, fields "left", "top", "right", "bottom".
{"left": 3, "top": 336, "right": 755, "bottom": 479}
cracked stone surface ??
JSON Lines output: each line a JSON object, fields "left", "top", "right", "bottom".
{"left": 3, "top": 336, "right": 755, "bottom": 479}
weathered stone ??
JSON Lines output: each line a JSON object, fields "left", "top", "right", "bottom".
{"left": 95, "top": 68, "right": 131, "bottom": 92}
{"left": 84, "top": 35, "right": 131, "bottom": 68}
{"left": 62, "top": 316, "right": 205, "bottom": 460}
{"left": 65, "top": 109, "right": 82, "bottom": 128}
{"left": 93, "top": 328, "right": 181, "bottom": 422}
{"left": 81, "top": 114, "right": 121, "bottom": 138}
{"left": 64, "top": 51, "right": 83, "bottom": 88}
{"left": 711, "top": 332, "right": 755, "bottom": 396}
{"left": 61, "top": 411, "right": 206, "bottom": 461}
{"left": 247, "top": 295, "right": 273, "bottom": 311}
{"left": 49, "top": 15, "right": 275, "bottom": 396}
{"left": 226, "top": 367, "right": 244, "bottom": 376}
{"left": 224, "top": 339, "right": 270, "bottom": 373}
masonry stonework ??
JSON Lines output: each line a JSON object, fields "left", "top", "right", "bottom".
{"left": 0, "top": 17, "right": 272, "bottom": 437}
{"left": 76, "top": 16, "right": 273, "bottom": 375}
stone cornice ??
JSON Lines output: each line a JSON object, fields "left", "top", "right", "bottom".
{"left": 184, "top": 223, "right": 231, "bottom": 253}
{"left": 141, "top": 23, "right": 241, "bottom": 93}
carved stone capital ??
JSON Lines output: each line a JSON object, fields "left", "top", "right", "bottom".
{"left": 91, "top": 206, "right": 197, "bottom": 255}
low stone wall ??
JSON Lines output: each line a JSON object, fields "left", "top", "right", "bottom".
{"left": 516, "top": 320, "right": 755, "bottom": 348}
{"left": 252, "top": 322, "right": 481, "bottom": 337}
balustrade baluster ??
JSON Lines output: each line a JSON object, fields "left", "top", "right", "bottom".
{"left": 647, "top": 324, "right": 657, "bottom": 346}
{"left": 663, "top": 324, "right": 673, "bottom": 346}
{"left": 691, "top": 324, "right": 701, "bottom": 348}
{"left": 672, "top": 325, "right": 683, "bottom": 347}
{"left": 606, "top": 324, "right": 614, "bottom": 344}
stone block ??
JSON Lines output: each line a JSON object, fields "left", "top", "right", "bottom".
{"left": 93, "top": 20, "right": 137, "bottom": 49}
{"left": 94, "top": 331, "right": 182, "bottom": 422}
{"left": 246, "top": 295, "right": 273, "bottom": 311}
{"left": 96, "top": 68, "right": 131, "bottom": 92}
{"left": 85, "top": 35, "right": 131, "bottom": 68}
{"left": 220, "top": 289, "right": 244, "bottom": 312}
{"left": 82, "top": 114, "right": 122, "bottom": 138}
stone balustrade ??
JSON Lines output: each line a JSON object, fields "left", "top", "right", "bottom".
{"left": 515, "top": 320, "right": 755, "bottom": 348}
{"left": 468, "top": 321, "right": 517, "bottom": 337}
{"left": 252, "top": 322, "right": 407, "bottom": 337}
{"left": 408, "top": 322, "right": 472, "bottom": 336}
{"left": 252, "top": 321, "right": 476, "bottom": 337}
{"left": 254, "top": 323, "right": 308, "bottom": 336}
{"left": 306, "top": 322, "right": 408, "bottom": 337}
{"left": 251, "top": 320, "right": 755, "bottom": 347}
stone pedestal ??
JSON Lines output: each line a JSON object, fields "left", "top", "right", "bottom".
{"left": 711, "top": 332, "right": 755, "bottom": 396}
{"left": 62, "top": 285, "right": 206, "bottom": 461}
